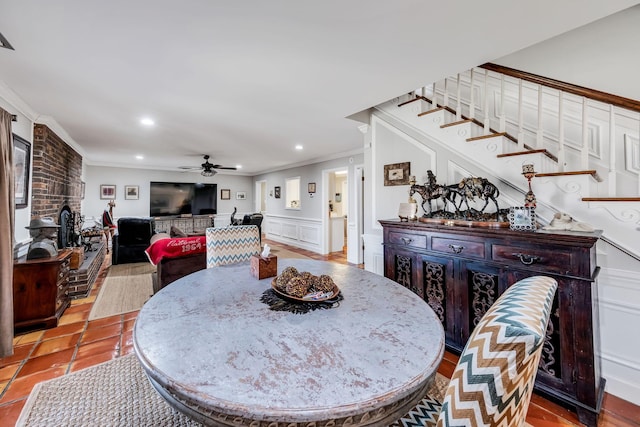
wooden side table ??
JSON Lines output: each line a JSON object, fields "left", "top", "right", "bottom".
{"left": 13, "top": 249, "right": 72, "bottom": 333}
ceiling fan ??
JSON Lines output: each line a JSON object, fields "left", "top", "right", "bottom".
{"left": 179, "top": 155, "right": 237, "bottom": 176}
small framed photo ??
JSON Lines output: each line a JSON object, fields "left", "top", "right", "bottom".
{"left": 384, "top": 162, "right": 411, "bottom": 186}
{"left": 274, "top": 186, "right": 281, "bottom": 199}
{"left": 81, "top": 181, "right": 86, "bottom": 200}
{"left": 508, "top": 207, "right": 537, "bottom": 231}
{"left": 236, "top": 191, "right": 246, "bottom": 200}
{"left": 125, "top": 185, "right": 139, "bottom": 200}
{"left": 308, "top": 182, "right": 316, "bottom": 193}
{"left": 221, "top": 189, "right": 231, "bottom": 200}
{"left": 100, "top": 184, "right": 116, "bottom": 200}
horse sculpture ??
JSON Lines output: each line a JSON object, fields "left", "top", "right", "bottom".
{"left": 455, "top": 176, "right": 501, "bottom": 214}
{"left": 409, "top": 171, "right": 459, "bottom": 216}
{"left": 409, "top": 171, "right": 501, "bottom": 219}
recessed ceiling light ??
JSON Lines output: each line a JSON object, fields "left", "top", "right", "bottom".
{"left": 295, "top": 145, "right": 303, "bottom": 150}
{"left": 135, "top": 155, "right": 144, "bottom": 160}
{"left": 140, "top": 117, "right": 155, "bottom": 126}
{"left": 235, "top": 164, "right": 242, "bottom": 169}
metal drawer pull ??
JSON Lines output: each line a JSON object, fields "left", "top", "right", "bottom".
{"left": 448, "top": 244, "right": 464, "bottom": 254}
{"left": 400, "top": 237, "right": 413, "bottom": 245}
{"left": 513, "top": 253, "right": 541, "bottom": 265}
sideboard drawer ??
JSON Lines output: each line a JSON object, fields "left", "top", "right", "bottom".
{"left": 432, "top": 237, "right": 485, "bottom": 259}
{"left": 492, "top": 244, "right": 573, "bottom": 275}
{"left": 387, "top": 231, "right": 426, "bottom": 249}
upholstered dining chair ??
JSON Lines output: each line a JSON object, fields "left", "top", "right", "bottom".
{"left": 206, "top": 225, "right": 261, "bottom": 268}
{"left": 392, "top": 275, "right": 557, "bottom": 427}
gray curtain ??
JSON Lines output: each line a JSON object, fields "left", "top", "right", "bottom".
{"left": 0, "top": 109, "right": 15, "bottom": 357}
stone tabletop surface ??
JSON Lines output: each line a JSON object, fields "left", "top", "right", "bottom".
{"left": 133, "top": 259, "right": 445, "bottom": 424}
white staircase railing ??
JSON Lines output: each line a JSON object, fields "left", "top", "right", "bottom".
{"left": 376, "top": 65, "right": 640, "bottom": 259}
{"left": 410, "top": 65, "right": 640, "bottom": 196}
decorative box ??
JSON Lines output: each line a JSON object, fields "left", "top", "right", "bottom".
{"left": 250, "top": 254, "right": 278, "bottom": 279}
{"left": 70, "top": 246, "right": 85, "bottom": 270}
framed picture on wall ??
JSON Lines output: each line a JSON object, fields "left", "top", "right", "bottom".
{"left": 308, "top": 182, "right": 316, "bottom": 193}
{"left": 274, "top": 186, "right": 281, "bottom": 199}
{"left": 236, "top": 191, "right": 246, "bottom": 200}
{"left": 13, "top": 134, "right": 30, "bottom": 209}
{"left": 125, "top": 185, "right": 139, "bottom": 200}
{"left": 100, "top": 184, "right": 116, "bottom": 200}
{"left": 383, "top": 162, "right": 411, "bottom": 186}
{"left": 81, "top": 181, "right": 86, "bottom": 200}
{"left": 221, "top": 189, "right": 231, "bottom": 200}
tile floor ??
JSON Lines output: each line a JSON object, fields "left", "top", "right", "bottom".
{"left": 1, "top": 240, "right": 638, "bottom": 426}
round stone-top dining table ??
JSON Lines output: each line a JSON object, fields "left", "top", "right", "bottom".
{"left": 133, "top": 259, "right": 445, "bottom": 426}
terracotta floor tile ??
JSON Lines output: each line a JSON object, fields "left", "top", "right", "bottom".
{"left": 71, "top": 295, "right": 96, "bottom": 306}
{"left": 75, "top": 336, "right": 120, "bottom": 360}
{"left": 120, "top": 344, "right": 135, "bottom": 357}
{"left": 17, "top": 348, "right": 75, "bottom": 378}
{"left": 13, "top": 330, "right": 43, "bottom": 346}
{"left": 0, "top": 398, "right": 27, "bottom": 427}
{"left": 85, "top": 314, "right": 121, "bottom": 330}
{"left": 0, "top": 381, "right": 7, "bottom": 394}
{"left": 57, "top": 310, "right": 89, "bottom": 326}
{"left": 80, "top": 323, "right": 122, "bottom": 345}
{"left": 0, "top": 363, "right": 20, "bottom": 383}
{"left": 121, "top": 329, "right": 134, "bottom": 348}
{"left": 70, "top": 351, "right": 116, "bottom": 372}
{"left": 0, "top": 365, "right": 67, "bottom": 404}
{"left": 123, "top": 310, "right": 139, "bottom": 321}
{"left": 64, "top": 303, "right": 92, "bottom": 314}
{"left": 41, "top": 322, "right": 85, "bottom": 340}
{"left": 0, "top": 343, "right": 36, "bottom": 368}
{"left": 31, "top": 333, "right": 81, "bottom": 358}
{"left": 123, "top": 318, "right": 136, "bottom": 332}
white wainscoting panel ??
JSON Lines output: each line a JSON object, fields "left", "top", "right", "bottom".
{"left": 264, "top": 214, "right": 322, "bottom": 253}
{"left": 597, "top": 267, "right": 640, "bottom": 405}
{"left": 363, "top": 233, "right": 384, "bottom": 275}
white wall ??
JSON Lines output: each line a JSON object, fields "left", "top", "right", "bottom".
{"left": 252, "top": 154, "right": 364, "bottom": 253}
{"left": 84, "top": 166, "right": 255, "bottom": 224}
{"left": 495, "top": 4, "right": 640, "bottom": 102}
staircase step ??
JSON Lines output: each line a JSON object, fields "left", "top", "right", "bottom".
{"left": 418, "top": 107, "right": 444, "bottom": 117}
{"left": 440, "top": 119, "right": 473, "bottom": 129}
{"left": 582, "top": 197, "right": 640, "bottom": 202}
{"left": 497, "top": 149, "right": 557, "bottom": 162}
{"left": 397, "top": 96, "right": 421, "bottom": 107}
{"left": 536, "top": 170, "right": 602, "bottom": 182}
{"left": 466, "top": 132, "right": 506, "bottom": 142}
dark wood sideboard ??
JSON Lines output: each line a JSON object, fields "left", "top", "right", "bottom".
{"left": 379, "top": 219, "right": 602, "bottom": 427}
{"left": 13, "top": 249, "right": 72, "bottom": 333}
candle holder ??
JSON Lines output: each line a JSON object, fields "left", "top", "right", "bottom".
{"left": 522, "top": 164, "right": 537, "bottom": 208}
{"left": 408, "top": 175, "right": 417, "bottom": 203}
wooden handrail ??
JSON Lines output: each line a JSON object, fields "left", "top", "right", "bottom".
{"left": 480, "top": 63, "right": 640, "bottom": 113}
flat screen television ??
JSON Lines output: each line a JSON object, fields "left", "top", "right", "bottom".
{"left": 150, "top": 182, "right": 217, "bottom": 217}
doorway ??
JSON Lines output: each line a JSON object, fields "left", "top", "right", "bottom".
{"left": 323, "top": 169, "right": 348, "bottom": 255}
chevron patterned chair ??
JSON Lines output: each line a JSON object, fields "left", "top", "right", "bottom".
{"left": 392, "top": 275, "right": 557, "bottom": 427}
{"left": 206, "top": 225, "right": 261, "bottom": 268}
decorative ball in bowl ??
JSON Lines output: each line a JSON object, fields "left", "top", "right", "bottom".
{"left": 271, "top": 266, "right": 340, "bottom": 302}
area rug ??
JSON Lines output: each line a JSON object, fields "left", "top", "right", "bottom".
{"left": 17, "top": 354, "right": 450, "bottom": 427}
{"left": 88, "top": 263, "right": 156, "bottom": 321}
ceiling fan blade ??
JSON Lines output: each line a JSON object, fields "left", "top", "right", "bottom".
{"left": 178, "top": 166, "right": 200, "bottom": 170}
{"left": 216, "top": 166, "right": 237, "bottom": 170}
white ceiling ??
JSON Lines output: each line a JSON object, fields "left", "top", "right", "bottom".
{"left": 1, "top": 1, "right": 638, "bottom": 175}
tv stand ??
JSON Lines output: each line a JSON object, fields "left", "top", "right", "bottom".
{"left": 154, "top": 215, "right": 214, "bottom": 234}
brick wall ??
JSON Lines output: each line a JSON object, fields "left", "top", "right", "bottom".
{"left": 31, "top": 124, "right": 83, "bottom": 220}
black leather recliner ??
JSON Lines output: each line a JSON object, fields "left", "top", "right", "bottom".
{"left": 242, "top": 213, "right": 263, "bottom": 243}
{"left": 112, "top": 217, "right": 155, "bottom": 265}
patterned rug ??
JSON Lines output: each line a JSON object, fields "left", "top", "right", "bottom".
{"left": 88, "top": 262, "right": 156, "bottom": 321}
{"left": 17, "top": 354, "right": 450, "bottom": 427}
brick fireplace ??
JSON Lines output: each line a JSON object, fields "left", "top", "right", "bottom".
{"left": 31, "top": 123, "right": 82, "bottom": 219}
